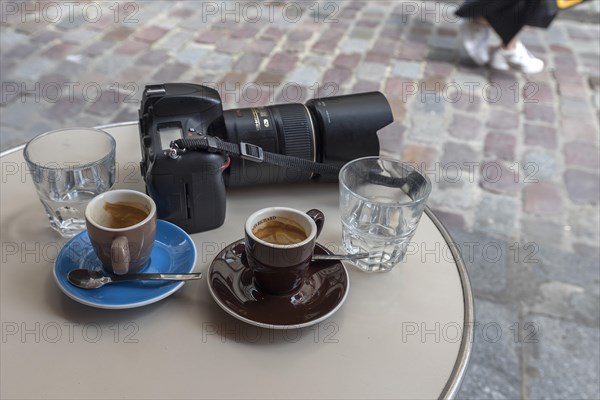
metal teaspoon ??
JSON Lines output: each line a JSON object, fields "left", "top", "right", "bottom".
{"left": 67, "top": 269, "right": 202, "bottom": 289}
{"left": 312, "top": 252, "right": 369, "bottom": 261}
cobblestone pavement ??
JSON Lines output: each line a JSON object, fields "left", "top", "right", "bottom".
{"left": 1, "top": 1, "right": 599, "bottom": 398}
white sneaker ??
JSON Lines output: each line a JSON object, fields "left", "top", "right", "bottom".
{"left": 490, "top": 41, "right": 545, "bottom": 74}
{"left": 460, "top": 19, "right": 490, "bottom": 66}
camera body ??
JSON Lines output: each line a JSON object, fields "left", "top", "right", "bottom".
{"left": 139, "top": 83, "right": 393, "bottom": 233}
{"left": 139, "top": 84, "right": 229, "bottom": 233}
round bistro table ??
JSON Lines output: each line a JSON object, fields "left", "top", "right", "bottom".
{"left": 0, "top": 122, "right": 473, "bottom": 399}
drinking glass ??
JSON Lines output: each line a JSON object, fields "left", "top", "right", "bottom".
{"left": 339, "top": 157, "right": 432, "bottom": 272}
{"left": 23, "top": 128, "right": 116, "bottom": 237}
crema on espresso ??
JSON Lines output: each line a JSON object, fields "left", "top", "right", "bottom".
{"left": 252, "top": 217, "right": 307, "bottom": 245}
{"left": 103, "top": 202, "right": 149, "bottom": 229}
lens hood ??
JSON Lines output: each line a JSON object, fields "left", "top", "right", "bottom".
{"left": 306, "top": 92, "right": 393, "bottom": 170}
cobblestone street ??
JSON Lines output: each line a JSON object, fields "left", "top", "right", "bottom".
{"left": 1, "top": 1, "right": 599, "bottom": 398}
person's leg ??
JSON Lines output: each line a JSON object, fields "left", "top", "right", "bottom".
{"left": 459, "top": 16, "right": 491, "bottom": 66}
{"left": 491, "top": 31, "right": 544, "bottom": 74}
{"left": 503, "top": 34, "right": 519, "bottom": 50}
{"left": 474, "top": 17, "right": 489, "bottom": 27}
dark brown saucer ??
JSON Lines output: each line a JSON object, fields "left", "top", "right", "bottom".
{"left": 207, "top": 239, "right": 349, "bottom": 329}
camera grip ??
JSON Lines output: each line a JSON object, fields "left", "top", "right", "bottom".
{"left": 110, "top": 236, "right": 130, "bottom": 275}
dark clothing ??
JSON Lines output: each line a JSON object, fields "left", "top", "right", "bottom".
{"left": 455, "top": 0, "right": 556, "bottom": 45}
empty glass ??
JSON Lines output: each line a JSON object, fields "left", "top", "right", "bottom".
{"left": 339, "top": 157, "right": 432, "bottom": 272}
{"left": 23, "top": 128, "right": 116, "bottom": 237}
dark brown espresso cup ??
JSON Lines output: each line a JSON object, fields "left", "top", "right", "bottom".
{"left": 85, "top": 189, "right": 157, "bottom": 275}
{"left": 244, "top": 207, "right": 324, "bottom": 295}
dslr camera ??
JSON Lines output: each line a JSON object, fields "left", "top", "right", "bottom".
{"left": 139, "top": 83, "right": 393, "bottom": 233}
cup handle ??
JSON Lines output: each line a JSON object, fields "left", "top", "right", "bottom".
{"left": 110, "top": 236, "right": 130, "bottom": 275}
{"left": 306, "top": 209, "right": 325, "bottom": 238}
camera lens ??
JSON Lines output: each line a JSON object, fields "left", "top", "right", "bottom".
{"left": 220, "top": 91, "right": 393, "bottom": 187}
{"left": 221, "top": 104, "right": 316, "bottom": 187}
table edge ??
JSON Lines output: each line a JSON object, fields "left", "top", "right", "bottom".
{"left": 1, "top": 121, "right": 474, "bottom": 399}
{"left": 425, "top": 207, "right": 474, "bottom": 400}
{"left": 0, "top": 121, "right": 139, "bottom": 158}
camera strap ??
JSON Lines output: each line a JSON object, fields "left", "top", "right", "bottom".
{"left": 171, "top": 137, "right": 426, "bottom": 192}
{"left": 171, "top": 136, "right": 341, "bottom": 177}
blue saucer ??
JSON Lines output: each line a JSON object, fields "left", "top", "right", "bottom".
{"left": 54, "top": 220, "right": 197, "bottom": 309}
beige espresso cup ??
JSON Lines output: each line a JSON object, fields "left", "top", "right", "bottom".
{"left": 85, "top": 190, "right": 157, "bottom": 275}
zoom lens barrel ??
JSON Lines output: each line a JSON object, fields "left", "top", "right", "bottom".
{"left": 222, "top": 104, "right": 315, "bottom": 187}
{"left": 221, "top": 91, "right": 393, "bottom": 187}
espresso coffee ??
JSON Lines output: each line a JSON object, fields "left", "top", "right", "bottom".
{"left": 253, "top": 218, "right": 307, "bottom": 245}
{"left": 103, "top": 202, "right": 149, "bottom": 229}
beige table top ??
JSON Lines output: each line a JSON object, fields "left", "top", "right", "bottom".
{"left": 0, "top": 122, "right": 473, "bottom": 400}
